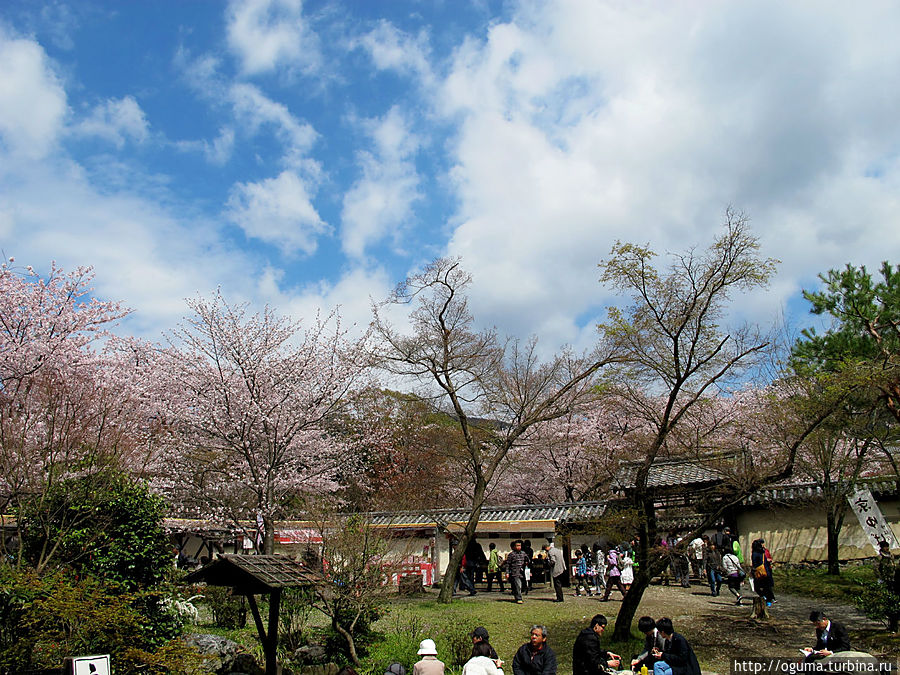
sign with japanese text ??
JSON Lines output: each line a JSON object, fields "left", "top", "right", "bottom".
{"left": 848, "top": 489, "right": 899, "bottom": 551}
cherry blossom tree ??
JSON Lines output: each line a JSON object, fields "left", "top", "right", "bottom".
{"left": 160, "top": 293, "right": 371, "bottom": 554}
{"left": 495, "top": 397, "right": 638, "bottom": 504}
{"left": 0, "top": 260, "right": 163, "bottom": 568}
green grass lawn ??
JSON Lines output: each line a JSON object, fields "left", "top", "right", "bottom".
{"left": 776, "top": 564, "right": 877, "bottom": 602}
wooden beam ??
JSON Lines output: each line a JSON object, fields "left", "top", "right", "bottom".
{"left": 265, "top": 588, "right": 282, "bottom": 675}
{"left": 246, "top": 593, "right": 267, "bottom": 644}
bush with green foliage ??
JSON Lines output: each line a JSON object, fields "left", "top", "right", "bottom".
{"left": 0, "top": 565, "right": 203, "bottom": 672}
{"left": 279, "top": 586, "right": 316, "bottom": 653}
{"left": 358, "top": 611, "right": 473, "bottom": 675}
{"left": 317, "top": 600, "right": 384, "bottom": 663}
{"left": 18, "top": 471, "right": 173, "bottom": 589}
{"left": 202, "top": 584, "right": 248, "bottom": 628}
{"left": 853, "top": 579, "right": 899, "bottom": 627}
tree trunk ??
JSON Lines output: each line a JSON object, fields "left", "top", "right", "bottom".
{"left": 612, "top": 568, "right": 649, "bottom": 641}
{"left": 826, "top": 510, "right": 841, "bottom": 575}
{"left": 263, "top": 515, "right": 275, "bottom": 555}
{"left": 750, "top": 596, "right": 770, "bottom": 620}
{"left": 333, "top": 617, "right": 360, "bottom": 666}
{"left": 437, "top": 485, "right": 486, "bottom": 603}
{"left": 612, "top": 497, "right": 660, "bottom": 641}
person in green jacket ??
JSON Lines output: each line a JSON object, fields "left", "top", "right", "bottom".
{"left": 486, "top": 543, "right": 504, "bottom": 592}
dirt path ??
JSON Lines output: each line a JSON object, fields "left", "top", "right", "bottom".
{"left": 565, "top": 582, "right": 889, "bottom": 673}
{"left": 459, "top": 580, "right": 893, "bottom": 673}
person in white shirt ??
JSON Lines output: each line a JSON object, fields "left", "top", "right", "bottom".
{"left": 721, "top": 552, "right": 744, "bottom": 605}
{"left": 463, "top": 641, "right": 504, "bottom": 675}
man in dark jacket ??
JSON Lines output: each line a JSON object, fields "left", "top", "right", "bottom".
{"left": 650, "top": 618, "right": 700, "bottom": 675}
{"left": 573, "top": 615, "right": 620, "bottom": 675}
{"left": 507, "top": 540, "right": 529, "bottom": 604}
{"left": 512, "top": 625, "right": 557, "bottom": 675}
{"left": 803, "top": 610, "right": 852, "bottom": 662}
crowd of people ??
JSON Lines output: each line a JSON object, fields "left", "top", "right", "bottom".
{"left": 387, "top": 618, "right": 703, "bottom": 675}
{"left": 454, "top": 529, "right": 780, "bottom": 609}
{"left": 362, "top": 609, "right": 853, "bottom": 675}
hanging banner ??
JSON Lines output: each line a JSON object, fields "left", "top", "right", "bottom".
{"left": 848, "top": 488, "right": 900, "bottom": 551}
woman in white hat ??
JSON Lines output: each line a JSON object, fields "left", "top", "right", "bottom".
{"left": 413, "top": 639, "right": 445, "bottom": 675}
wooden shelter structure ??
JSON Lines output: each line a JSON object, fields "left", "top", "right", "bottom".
{"left": 186, "top": 554, "right": 318, "bottom": 675}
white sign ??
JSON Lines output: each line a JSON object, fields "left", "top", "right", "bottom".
{"left": 848, "top": 489, "right": 900, "bottom": 551}
{"left": 70, "top": 655, "right": 110, "bottom": 675}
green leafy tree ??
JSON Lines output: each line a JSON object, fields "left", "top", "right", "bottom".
{"left": 18, "top": 471, "right": 172, "bottom": 589}
{"left": 793, "top": 261, "right": 900, "bottom": 422}
{"left": 0, "top": 566, "right": 203, "bottom": 673}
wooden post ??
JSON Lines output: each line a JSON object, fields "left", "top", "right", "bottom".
{"left": 265, "top": 588, "right": 282, "bottom": 675}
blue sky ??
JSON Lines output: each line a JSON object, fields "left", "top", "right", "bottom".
{"left": 2, "top": 0, "right": 900, "bottom": 353}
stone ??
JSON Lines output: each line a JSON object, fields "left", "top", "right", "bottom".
{"left": 184, "top": 633, "right": 241, "bottom": 674}
{"left": 293, "top": 644, "right": 329, "bottom": 664}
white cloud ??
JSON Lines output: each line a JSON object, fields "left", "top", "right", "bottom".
{"left": 341, "top": 107, "right": 422, "bottom": 259}
{"left": 73, "top": 96, "right": 149, "bottom": 147}
{"left": 431, "top": 0, "right": 900, "bottom": 352}
{"left": 0, "top": 30, "right": 67, "bottom": 159}
{"left": 226, "top": 170, "right": 328, "bottom": 255}
{"left": 228, "top": 82, "right": 317, "bottom": 168}
{"left": 226, "top": 0, "right": 320, "bottom": 75}
{"left": 353, "top": 20, "right": 433, "bottom": 87}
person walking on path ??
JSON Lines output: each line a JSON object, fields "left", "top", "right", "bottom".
{"left": 593, "top": 543, "right": 607, "bottom": 595}
{"left": 650, "top": 618, "right": 701, "bottom": 675}
{"left": 573, "top": 550, "right": 593, "bottom": 596}
{"left": 750, "top": 539, "right": 774, "bottom": 606}
{"left": 512, "top": 626, "right": 557, "bottom": 675}
{"left": 619, "top": 547, "right": 634, "bottom": 590}
{"left": 486, "top": 543, "right": 504, "bottom": 592}
{"left": 721, "top": 549, "right": 744, "bottom": 604}
{"left": 413, "top": 640, "right": 445, "bottom": 675}
{"left": 703, "top": 542, "right": 723, "bottom": 597}
{"left": 600, "top": 547, "right": 626, "bottom": 601}
{"left": 506, "top": 540, "right": 529, "bottom": 604}
{"left": 572, "top": 614, "right": 620, "bottom": 675}
{"left": 543, "top": 543, "right": 567, "bottom": 603}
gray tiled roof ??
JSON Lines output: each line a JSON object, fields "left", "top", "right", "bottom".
{"left": 185, "top": 554, "right": 319, "bottom": 592}
{"left": 366, "top": 500, "right": 608, "bottom": 527}
{"left": 744, "top": 478, "right": 898, "bottom": 505}
{"left": 615, "top": 458, "right": 723, "bottom": 491}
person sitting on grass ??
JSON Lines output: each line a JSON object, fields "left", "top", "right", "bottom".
{"left": 512, "top": 625, "right": 557, "bottom": 675}
{"left": 650, "top": 618, "right": 700, "bottom": 675}
{"left": 631, "top": 616, "right": 665, "bottom": 670}
{"left": 572, "top": 614, "right": 620, "bottom": 675}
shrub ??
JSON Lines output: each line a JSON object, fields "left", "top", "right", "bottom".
{"left": 853, "top": 579, "right": 899, "bottom": 627}
{"left": 18, "top": 471, "right": 172, "bottom": 589}
{"left": 202, "top": 585, "right": 248, "bottom": 629}
{"left": 279, "top": 586, "right": 316, "bottom": 653}
{"left": 362, "top": 611, "right": 428, "bottom": 674}
{"left": 0, "top": 565, "right": 202, "bottom": 672}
